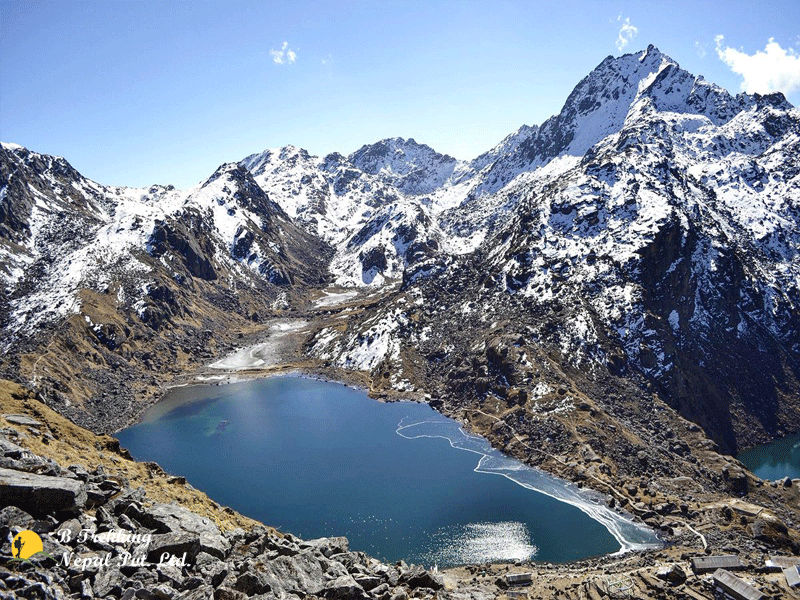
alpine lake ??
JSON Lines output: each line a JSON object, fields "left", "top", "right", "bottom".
{"left": 116, "top": 376, "right": 659, "bottom": 568}
{"left": 737, "top": 432, "right": 800, "bottom": 482}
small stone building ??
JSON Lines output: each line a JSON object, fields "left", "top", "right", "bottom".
{"left": 711, "top": 569, "right": 765, "bottom": 600}
{"left": 691, "top": 555, "right": 742, "bottom": 574}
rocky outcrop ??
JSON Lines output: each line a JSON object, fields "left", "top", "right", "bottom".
{"left": 0, "top": 467, "right": 87, "bottom": 516}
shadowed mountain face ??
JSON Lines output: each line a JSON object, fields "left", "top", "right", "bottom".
{"left": 2, "top": 46, "right": 800, "bottom": 455}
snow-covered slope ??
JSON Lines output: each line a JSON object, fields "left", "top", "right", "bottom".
{"left": 2, "top": 45, "right": 799, "bottom": 453}
{"left": 240, "top": 141, "right": 451, "bottom": 286}
{"left": 0, "top": 144, "right": 328, "bottom": 351}
{"left": 304, "top": 46, "right": 800, "bottom": 453}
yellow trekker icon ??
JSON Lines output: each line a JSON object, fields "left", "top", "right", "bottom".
{"left": 10, "top": 530, "right": 45, "bottom": 561}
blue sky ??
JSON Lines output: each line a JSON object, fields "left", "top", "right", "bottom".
{"left": 2, "top": 0, "right": 799, "bottom": 188}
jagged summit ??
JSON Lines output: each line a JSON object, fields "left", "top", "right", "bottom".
{"left": 349, "top": 137, "right": 456, "bottom": 173}
{"left": 347, "top": 137, "right": 461, "bottom": 197}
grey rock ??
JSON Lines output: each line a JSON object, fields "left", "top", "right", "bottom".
{"left": 399, "top": 565, "right": 444, "bottom": 590}
{"left": 2, "top": 415, "right": 42, "bottom": 427}
{"left": 319, "top": 574, "right": 368, "bottom": 600}
{"left": 56, "top": 517, "right": 83, "bottom": 545}
{"left": 0, "top": 505, "right": 35, "bottom": 535}
{"left": 0, "top": 453, "right": 62, "bottom": 476}
{"left": 183, "top": 575, "right": 204, "bottom": 590}
{"left": 174, "top": 584, "right": 214, "bottom": 599}
{"left": 85, "top": 483, "right": 109, "bottom": 508}
{"left": 155, "top": 563, "right": 185, "bottom": 588}
{"left": 213, "top": 588, "right": 247, "bottom": 600}
{"left": 65, "top": 551, "right": 105, "bottom": 577}
{"left": 389, "top": 588, "right": 409, "bottom": 600}
{"left": 373, "top": 563, "right": 400, "bottom": 586}
{"left": 0, "top": 467, "right": 87, "bottom": 515}
{"left": 146, "top": 532, "right": 201, "bottom": 564}
{"left": 722, "top": 464, "right": 749, "bottom": 496}
{"left": 121, "top": 588, "right": 144, "bottom": 600}
{"left": 354, "top": 574, "right": 382, "bottom": 590}
{"left": 235, "top": 571, "right": 273, "bottom": 596}
{"left": 138, "top": 503, "right": 229, "bottom": 559}
{"left": 0, "top": 438, "right": 27, "bottom": 458}
{"left": 656, "top": 563, "right": 687, "bottom": 586}
{"left": 236, "top": 550, "right": 337, "bottom": 597}
{"left": 118, "top": 512, "right": 137, "bottom": 531}
{"left": 299, "top": 536, "right": 349, "bottom": 558}
{"left": 193, "top": 550, "right": 220, "bottom": 570}
{"left": 204, "top": 560, "right": 229, "bottom": 587}
{"left": 151, "top": 584, "right": 175, "bottom": 600}
{"left": 67, "top": 464, "right": 90, "bottom": 482}
{"left": 93, "top": 566, "right": 124, "bottom": 597}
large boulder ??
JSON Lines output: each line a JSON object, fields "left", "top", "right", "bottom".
{"left": 235, "top": 550, "right": 349, "bottom": 598}
{"left": 136, "top": 503, "right": 229, "bottom": 559}
{"left": 399, "top": 564, "right": 444, "bottom": 590}
{"left": 320, "top": 574, "right": 369, "bottom": 600}
{"left": 299, "top": 536, "right": 349, "bottom": 558}
{"left": 146, "top": 532, "right": 201, "bottom": 564}
{"left": 0, "top": 467, "right": 86, "bottom": 515}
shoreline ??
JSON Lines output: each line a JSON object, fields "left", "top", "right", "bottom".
{"left": 117, "top": 338, "right": 662, "bottom": 563}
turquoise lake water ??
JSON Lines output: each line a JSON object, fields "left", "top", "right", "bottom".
{"left": 116, "top": 376, "right": 658, "bottom": 567}
{"left": 737, "top": 432, "right": 800, "bottom": 481}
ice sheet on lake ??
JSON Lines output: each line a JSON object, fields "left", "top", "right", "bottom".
{"left": 397, "top": 416, "right": 662, "bottom": 554}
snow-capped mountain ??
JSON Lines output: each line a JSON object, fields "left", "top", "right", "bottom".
{"left": 0, "top": 145, "right": 328, "bottom": 344}
{"left": 240, "top": 139, "right": 456, "bottom": 286}
{"left": 1, "top": 45, "right": 799, "bottom": 453}
{"left": 0, "top": 142, "right": 330, "bottom": 427}
{"left": 307, "top": 46, "right": 800, "bottom": 453}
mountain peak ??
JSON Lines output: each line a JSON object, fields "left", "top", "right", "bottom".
{"left": 349, "top": 137, "right": 456, "bottom": 175}
{"left": 346, "top": 137, "right": 460, "bottom": 197}
{"left": 1, "top": 142, "right": 26, "bottom": 152}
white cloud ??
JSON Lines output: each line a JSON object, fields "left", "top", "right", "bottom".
{"left": 715, "top": 36, "right": 800, "bottom": 96}
{"left": 616, "top": 16, "right": 638, "bottom": 52}
{"left": 270, "top": 41, "right": 297, "bottom": 65}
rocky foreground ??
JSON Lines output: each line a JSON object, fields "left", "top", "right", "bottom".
{"left": 2, "top": 380, "right": 800, "bottom": 599}
{"left": 0, "top": 382, "right": 446, "bottom": 600}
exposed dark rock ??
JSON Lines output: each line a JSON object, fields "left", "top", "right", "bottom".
{"left": 320, "top": 573, "right": 369, "bottom": 599}
{"left": 136, "top": 503, "right": 229, "bottom": 559}
{"left": 0, "top": 467, "right": 87, "bottom": 515}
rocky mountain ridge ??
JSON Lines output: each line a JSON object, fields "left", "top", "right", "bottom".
{"left": 1, "top": 44, "right": 799, "bottom": 464}
{"left": 2, "top": 44, "right": 800, "bottom": 599}
{"left": 303, "top": 45, "right": 800, "bottom": 455}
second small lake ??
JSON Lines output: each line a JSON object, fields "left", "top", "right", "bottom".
{"left": 737, "top": 432, "right": 800, "bottom": 481}
{"left": 116, "top": 376, "right": 658, "bottom": 566}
